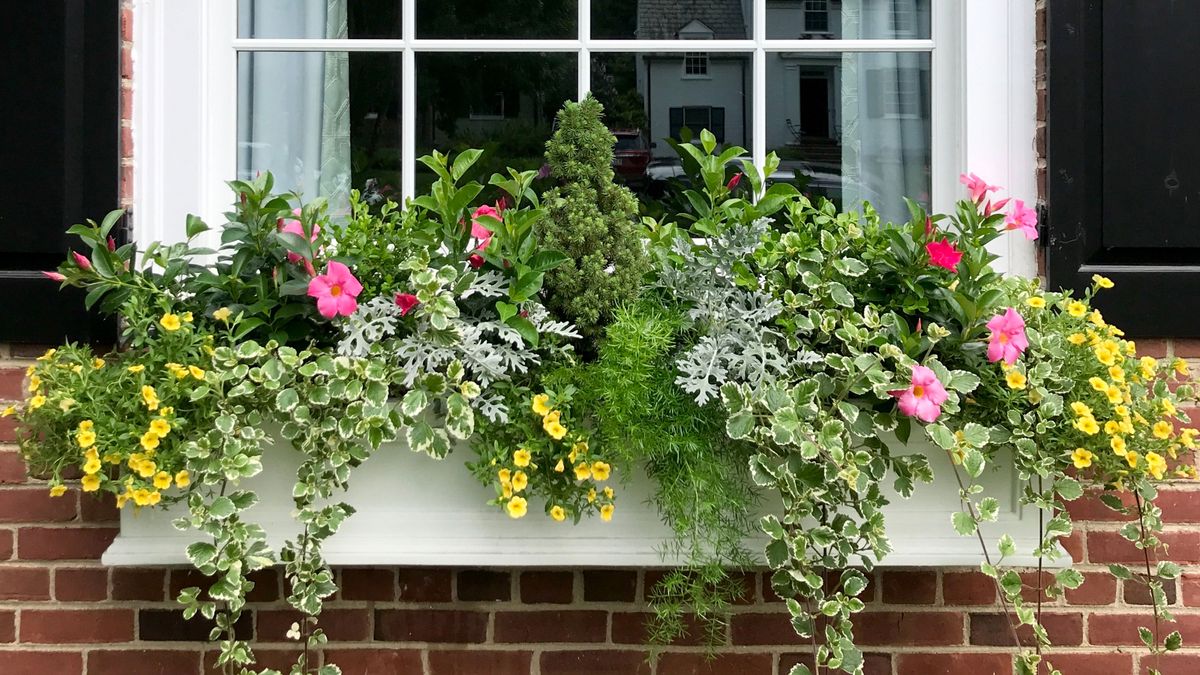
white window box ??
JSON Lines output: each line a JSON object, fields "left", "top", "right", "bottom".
{"left": 102, "top": 433, "right": 1068, "bottom": 568}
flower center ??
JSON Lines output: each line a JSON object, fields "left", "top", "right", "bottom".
{"left": 330, "top": 285, "right": 342, "bottom": 297}
{"left": 912, "top": 385, "right": 925, "bottom": 398}
{"left": 999, "top": 333, "right": 1009, "bottom": 344}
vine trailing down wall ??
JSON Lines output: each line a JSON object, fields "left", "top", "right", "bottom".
{"left": 6, "top": 96, "right": 1199, "bottom": 675}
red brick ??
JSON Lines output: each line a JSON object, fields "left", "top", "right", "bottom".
{"left": 0, "top": 419, "right": 17, "bottom": 444}
{"left": 203, "top": 649, "right": 303, "bottom": 674}
{"left": 80, "top": 492, "right": 119, "bottom": 522}
{"left": 1172, "top": 339, "right": 1200, "bottom": 358}
{"left": 657, "top": 652, "right": 773, "bottom": 675}
{"left": 0, "top": 487, "right": 77, "bottom": 522}
{"left": 0, "top": 369, "right": 25, "bottom": 400}
{"left": 20, "top": 608, "right": 134, "bottom": 643}
{"left": 1065, "top": 490, "right": 1134, "bottom": 521}
{"left": 1137, "top": 339, "right": 1171, "bottom": 358}
{"left": 88, "top": 650, "right": 200, "bottom": 675}
{"left": 1147, "top": 652, "right": 1200, "bottom": 674}
{"left": 1060, "top": 531, "right": 1085, "bottom": 562}
{"left": 0, "top": 566, "right": 50, "bottom": 600}
{"left": 520, "top": 570, "right": 575, "bottom": 603}
{"left": 398, "top": 567, "right": 451, "bottom": 602}
{"left": 340, "top": 567, "right": 395, "bottom": 601}
{"left": 896, "top": 652, "right": 1012, "bottom": 675}
{"left": 18, "top": 526, "right": 116, "bottom": 560}
{"left": 611, "top": 611, "right": 709, "bottom": 647}
{"left": 258, "top": 609, "right": 370, "bottom": 642}
{"left": 120, "top": 5, "right": 134, "bottom": 42}
{"left": 1183, "top": 573, "right": 1200, "bottom": 606}
{"left": 731, "top": 612, "right": 802, "bottom": 646}
{"left": 0, "top": 651, "right": 83, "bottom": 675}
{"left": 0, "top": 529, "right": 12, "bottom": 560}
{"left": 780, "top": 652, "right": 892, "bottom": 675}
{"left": 1018, "top": 571, "right": 1057, "bottom": 603}
{"left": 120, "top": 45, "right": 133, "bottom": 79}
{"left": 855, "top": 611, "right": 966, "bottom": 647}
{"left": 1156, "top": 488, "right": 1200, "bottom": 524}
{"left": 493, "top": 610, "right": 607, "bottom": 643}
{"left": 324, "top": 649, "right": 423, "bottom": 675}
{"left": 942, "top": 571, "right": 997, "bottom": 605}
{"left": 881, "top": 571, "right": 938, "bottom": 604}
{"left": 969, "top": 612, "right": 1082, "bottom": 647}
{"left": 1088, "top": 530, "right": 1200, "bottom": 563}
{"left": 0, "top": 451, "right": 27, "bottom": 482}
{"left": 0, "top": 609, "right": 13, "bottom": 642}
{"left": 111, "top": 568, "right": 165, "bottom": 601}
{"left": 1089, "top": 612, "right": 1200, "bottom": 645}
{"left": 427, "top": 649, "right": 533, "bottom": 675}
{"left": 1040, "top": 652, "right": 1134, "bottom": 674}
{"left": 246, "top": 568, "right": 280, "bottom": 603}
{"left": 1064, "top": 571, "right": 1117, "bottom": 605}
{"left": 584, "top": 570, "right": 638, "bottom": 602}
{"left": 139, "top": 608, "right": 252, "bottom": 642}
{"left": 1124, "top": 576, "right": 1178, "bottom": 605}
{"left": 374, "top": 609, "right": 487, "bottom": 643}
{"left": 54, "top": 566, "right": 108, "bottom": 601}
{"left": 539, "top": 650, "right": 651, "bottom": 675}
{"left": 456, "top": 569, "right": 510, "bottom": 601}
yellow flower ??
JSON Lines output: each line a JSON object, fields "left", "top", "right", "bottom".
{"left": 150, "top": 418, "right": 171, "bottom": 438}
{"left": 1075, "top": 416, "right": 1100, "bottom": 435}
{"left": 506, "top": 496, "right": 528, "bottom": 519}
{"left": 1092, "top": 274, "right": 1114, "bottom": 289}
{"left": 1173, "top": 358, "right": 1190, "bottom": 376}
{"left": 1094, "top": 345, "right": 1117, "bottom": 367}
{"left": 141, "top": 385, "right": 159, "bottom": 410}
{"left": 498, "top": 468, "right": 511, "bottom": 485}
{"left": 574, "top": 462, "right": 592, "bottom": 480}
{"left": 554, "top": 458, "right": 564, "bottom": 473}
{"left": 513, "top": 448, "right": 532, "bottom": 467}
{"left": 1153, "top": 420, "right": 1173, "bottom": 440}
{"left": 115, "top": 494, "right": 128, "bottom": 509}
{"left": 160, "top": 407, "right": 174, "bottom": 416}
{"left": 70, "top": 365, "right": 82, "bottom": 374}
{"left": 502, "top": 483, "right": 513, "bottom": 498}
{"left": 600, "top": 504, "right": 615, "bottom": 522}
{"left": 603, "top": 486, "right": 614, "bottom": 499}
{"left": 127, "top": 364, "right": 145, "bottom": 373}
{"left": 1145, "top": 452, "right": 1167, "bottom": 480}
{"left": 83, "top": 458, "right": 102, "bottom": 474}
{"left": 49, "top": 484, "right": 67, "bottom": 497}
{"left": 140, "top": 431, "right": 161, "bottom": 451}
{"left": 0, "top": 405, "right": 14, "bottom": 418}
{"left": 58, "top": 398, "right": 76, "bottom": 412}
{"left": 1108, "top": 366, "right": 1125, "bottom": 383}
{"left": 1125, "top": 341, "right": 1137, "bottom": 356}
{"left": 153, "top": 471, "right": 172, "bottom": 490}
{"left": 81, "top": 474, "right": 101, "bottom": 492}
{"left": 1110, "top": 436, "right": 1127, "bottom": 456}
{"left": 37, "top": 348, "right": 56, "bottom": 362}
{"left": 1026, "top": 296, "right": 1046, "bottom": 309}
{"left": 76, "top": 429, "right": 96, "bottom": 448}
{"left": 92, "top": 358, "right": 106, "bottom": 369}
{"left": 1125, "top": 451, "right": 1140, "bottom": 469}
{"left": 1105, "top": 386, "right": 1123, "bottom": 405}
{"left": 1114, "top": 405, "right": 1129, "bottom": 417}
{"left": 137, "top": 460, "right": 157, "bottom": 478}
{"left": 159, "top": 313, "right": 182, "bottom": 331}
{"left": 1140, "top": 356, "right": 1158, "bottom": 379}
{"left": 132, "top": 489, "right": 153, "bottom": 506}
{"left": 591, "top": 461, "right": 611, "bottom": 481}
{"left": 1067, "top": 301, "right": 1087, "bottom": 317}
{"left": 1163, "top": 399, "right": 1177, "bottom": 417}
{"left": 546, "top": 422, "right": 568, "bottom": 440}
{"left": 175, "top": 470, "right": 190, "bottom": 488}
{"left": 1067, "top": 333, "right": 1086, "bottom": 346}
{"left": 188, "top": 366, "right": 205, "bottom": 380}
{"left": 572, "top": 440, "right": 589, "bottom": 456}
{"left": 1071, "top": 448, "right": 1094, "bottom": 469}
{"left": 511, "top": 470, "right": 528, "bottom": 492}
{"left": 27, "top": 374, "right": 41, "bottom": 392}
{"left": 1119, "top": 417, "right": 1135, "bottom": 435}
{"left": 1071, "top": 402, "right": 1092, "bottom": 417}
{"left": 550, "top": 505, "right": 566, "bottom": 522}
{"left": 181, "top": 311, "right": 194, "bottom": 323}
{"left": 1104, "top": 420, "right": 1121, "bottom": 436}
{"left": 531, "top": 394, "right": 552, "bottom": 416}
{"left": 1089, "top": 310, "right": 1106, "bottom": 327}
{"left": 1181, "top": 428, "right": 1198, "bottom": 449}
{"left": 1005, "top": 370, "right": 1027, "bottom": 390}
{"left": 1088, "top": 377, "right": 1108, "bottom": 392}
{"left": 29, "top": 395, "right": 46, "bottom": 410}
{"left": 542, "top": 409, "right": 561, "bottom": 425}
{"left": 103, "top": 452, "right": 122, "bottom": 465}
{"left": 587, "top": 488, "right": 596, "bottom": 503}
{"left": 213, "top": 307, "right": 232, "bottom": 323}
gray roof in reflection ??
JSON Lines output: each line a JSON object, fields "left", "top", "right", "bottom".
{"left": 637, "top": 0, "right": 749, "bottom": 40}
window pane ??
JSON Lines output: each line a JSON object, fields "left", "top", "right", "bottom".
{"left": 765, "top": 51, "right": 931, "bottom": 222}
{"left": 592, "top": 0, "right": 752, "bottom": 39}
{"left": 238, "top": 0, "right": 403, "bottom": 39}
{"left": 766, "top": 0, "right": 931, "bottom": 40}
{"left": 415, "top": 53, "right": 575, "bottom": 193}
{"left": 237, "top": 52, "right": 403, "bottom": 209}
{"left": 417, "top": 0, "right": 576, "bottom": 38}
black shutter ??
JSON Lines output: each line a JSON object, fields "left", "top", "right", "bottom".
{"left": 710, "top": 107, "right": 726, "bottom": 143}
{"left": 1046, "top": 0, "right": 1200, "bottom": 336}
{"left": 0, "top": 0, "right": 120, "bottom": 345}
{"left": 669, "top": 106, "right": 684, "bottom": 141}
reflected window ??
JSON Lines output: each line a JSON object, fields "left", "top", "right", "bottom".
{"left": 805, "top": 0, "right": 831, "bottom": 34}
{"left": 683, "top": 53, "right": 710, "bottom": 78}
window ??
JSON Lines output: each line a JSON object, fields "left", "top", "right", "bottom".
{"left": 804, "top": 0, "right": 830, "bottom": 33}
{"left": 683, "top": 52, "right": 709, "bottom": 78}
{"left": 669, "top": 106, "right": 726, "bottom": 142}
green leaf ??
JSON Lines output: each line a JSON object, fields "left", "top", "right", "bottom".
{"left": 1108, "top": 563, "right": 1134, "bottom": 580}
{"left": 927, "top": 423, "right": 956, "bottom": 450}
{"left": 1055, "top": 477, "right": 1084, "bottom": 501}
{"left": 209, "top": 497, "right": 236, "bottom": 520}
{"left": 1157, "top": 561, "right": 1182, "bottom": 580}
{"left": 952, "top": 511, "right": 977, "bottom": 536}
{"left": 185, "top": 214, "right": 210, "bottom": 238}
{"left": 400, "top": 389, "right": 428, "bottom": 417}
{"left": 760, "top": 514, "right": 786, "bottom": 539}
{"left": 505, "top": 316, "right": 539, "bottom": 348}
{"left": 1056, "top": 568, "right": 1085, "bottom": 589}
{"left": 275, "top": 388, "right": 299, "bottom": 414}
{"left": 963, "top": 449, "right": 986, "bottom": 478}
{"left": 726, "top": 412, "right": 754, "bottom": 440}
{"left": 949, "top": 370, "right": 981, "bottom": 393}
{"left": 827, "top": 281, "right": 854, "bottom": 308}
{"left": 1139, "top": 626, "right": 1155, "bottom": 648}
{"left": 765, "top": 538, "right": 789, "bottom": 567}
{"left": 1165, "top": 630, "right": 1183, "bottom": 651}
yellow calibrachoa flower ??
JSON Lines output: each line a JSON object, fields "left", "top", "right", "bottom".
{"left": 153, "top": 471, "right": 172, "bottom": 490}
{"left": 1173, "top": 358, "right": 1190, "bottom": 376}
{"left": 1125, "top": 451, "right": 1140, "bottom": 469}
{"left": 27, "top": 374, "right": 41, "bottom": 392}
{"left": 1005, "top": 370, "right": 1027, "bottom": 390}
{"left": 1067, "top": 333, "right": 1086, "bottom": 346}
{"left": 1145, "top": 452, "right": 1167, "bottom": 480}
{"left": 37, "top": 348, "right": 56, "bottom": 362}
{"left": 181, "top": 311, "right": 194, "bottom": 323}
{"left": 587, "top": 488, "right": 596, "bottom": 503}
{"left": 127, "top": 364, "right": 145, "bottom": 373}
{"left": 213, "top": 307, "right": 232, "bottom": 322}
{"left": 149, "top": 418, "right": 171, "bottom": 437}
{"left": 159, "top": 313, "right": 182, "bottom": 331}
{"left": 498, "top": 468, "right": 511, "bottom": 485}
{"left": 1163, "top": 399, "right": 1177, "bottom": 417}
{"left": 1110, "top": 436, "right": 1127, "bottom": 455}
{"left": 58, "top": 398, "right": 75, "bottom": 412}
{"left": 571, "top": 440, "right": 588, "bottom": 456}
{"left": 92, "top": 358, "right": 105, "bottom": 369}
{"left": 188, "top": 366, "right": 205, "bottom": 380}
{"left": 1071, "top": 448, "right": 1094, "bottom": 469}
{"left": 76, "top": 429, "right": 96, "bottom": 448}
{"left": 1104, "top": 421, "right": 1121, "bottom": 435}
{"left": 554, "top": 458, "right": 565, "bottom": 473}
{"left": 139, "top": 431, "right": 160, "bottom": 451}
{"left": 591, "top": 461, "right": 611, "bottom": 481}
{"left": 175, "top": 470, "right": 190, "bottom": 488}
{"left": 70, "top": 364, "right": 83, "bottom": 374}
{"left": 1075, "top": 416, "right": 1100, "bottom": 435}
{"left": 545, "top": 421, "right": 568, "bottom": 440}
{"left": 1094, "top": 344, "right": 1118, "bottom": 367}
{"left": 1108, "top": 365, "right": 1125, "bottom": 383}
{"left": 550, "top": 505, "right": 566, "bottom": 522}
{"left": 81, "top": 474, "right": 101, "bottom": 492}
{"left": 1181, "top": 428, "right": 1198, "bottom": 448}
{"left": 502, "top": 483, "right": 513, "bottom": 498}
{"left": 1140, "top": 356, "right": 1157, "bottom": 379}
{"left": 1089, "top": 309, "right": 1106, "bottom": 327}
{"left": 1067, "top": 301, "right": 1087, "bottom": 317}
{"left": 49, "top": 484, "right": 67, "bottom": 497}
{"left": 1153, "top": 420, "right": 1173, "bottom": 440}
{"left": 573, "top": 462, "right": 592, "bottom": 480}
{"left": 511, "top": 470, "right": 528, "bottom": 492}
{"left": 604, "top": 486, "right": 614, "bottom": 499}
{"left": 1105, "top": 386, "right": 1123, "bottom": 405}
{"left": 0, "top": 405, "right": 14, "bottom": 418}
{"left": 1071, "top": 402, "right": 1093, "bottom": 417}
{"left": 136, "top": 460, "right": 157, "bottom": 478}
{"left": 103, "top": 452, "right": 122, "bottom": 465}
{"left": 513, "top": 448, "right": 532, "bottom": 467}
{"left": 1088, "top": 377, "right": 1108, "bottom": 392}
{"left": 1092, "top": 274, "right": 1115, "bottom": 289}
{"left": 1026, "top": 296, "right": 1046, "bottom": 309}
{"left": 600, "top": 504, "right": 615, "bottom": 522}
{"left": 29, "top": 395, "right": 46, "bottom": 410}
{"left": 531, "top": 394, "right": 552, "bottom": 416}
{"left": 141, "top": 385, "right": 159, "bottom": 410}
{"left": 1125, "top": 341, "right": 1137, "bottom": 356}
{"left": 1119, "top": 417, "right": 1135, "bottom": 435}
{"left": 132, "top": 488, "right": 154, "bottom": 506}
{"left": 506, "top": 496, "right": 528, "bottom": 519}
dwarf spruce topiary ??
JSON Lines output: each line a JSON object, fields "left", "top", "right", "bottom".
{"left": 539, "top": 96, "right": 647, "bottom": 339}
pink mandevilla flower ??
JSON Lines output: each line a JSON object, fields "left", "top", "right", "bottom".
{"left": 925, "top": 237, "right": 963, "bottom": 272}
{"left": 279, "top": 208, "right": 320, "bottom": 263}
{"left": 394, "top": 293, "right": 420, "bottom": 316}
{"left": 986, "top": 307, "right": 1029, "bottom": 365}
{"left": 467, "top": 253, "right": 485, "bottom": 269}
{"left": 307, "top": 261, "right": 362, "bottom": 319}
{"left": 43, "top": 271, "right": 66, "bottom": 282}
{"left": 726, "top": 173, "right": 741, "bottom": 191}
{"left": 470, "top": 205, "right": 499, "bottom": 251}
{"left": 1004, "top": 200, "right": 1039, "bottom": 240}
{"left": 959, "top": 172, "right": 1001, "bottom": 203}
{"left": 72, "top": 251, "right": 91, "bottom": 270}
{"left": 892, "top": 365, "right": 948, "bottom": 423}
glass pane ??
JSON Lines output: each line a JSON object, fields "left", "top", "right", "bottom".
{"left": 765, "top": 51, "right": 931, "bottom": 222}
{"left": 591, "top": 52, "right": 752, "bottom": 205}
{"left": 417, "top": 0, "right": 576, "bottom": 39}
{"left": 592, "top": 0, "right": 752, "bottom": 40}
{"left": 766, "top": 0, "right": 931, "bottom": 40}
{"left": 238, "top": 0, "right": 404, "bottom": 39}
{"left": 237, "top": 52, "right": 403, "bottom": 209}
{"left": 415, "top": 52, "right": 575, "bottom": 193}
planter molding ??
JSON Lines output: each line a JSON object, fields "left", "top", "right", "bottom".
{"left": 103, "top": 435, "right": 1068, "bottom": 568}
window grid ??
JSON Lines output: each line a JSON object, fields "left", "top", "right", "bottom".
{"left": 230, "top": 0, "right": 940, "bottom": 203}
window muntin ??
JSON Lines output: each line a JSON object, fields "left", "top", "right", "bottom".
{"left": 804, "top": 0, "right": 831, "bottom": 34}
{"left": 683, "top": 52, "right": 710, "bottom": 78}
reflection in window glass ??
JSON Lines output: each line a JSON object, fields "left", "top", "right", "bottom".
{"left": 237, "top": 52, "right": 403, "bottom": 210}
{"left": 592, "top": 0, "right": 751, "bottom": 40}
{"left": 767, "top": 0, "right": 930, "bottom": 40}
{"left": 417, "top": 0, "right": 576, "bottom": 38}
{"left": 238, "top": 0, "right": 403, "bottom": 39}
{"left": 415, "top": 53, "right": 575, "bottom": 193}
{"left": 766, "top": 52, "right": 930, "bottom": 222}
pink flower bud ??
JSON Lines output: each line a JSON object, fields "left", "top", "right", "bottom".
{"left": 726, "top": 173, "right": 742, "bottom": 190}
{"left": 107, "top": 237, "right": 116, "bottom": 251}
{"left": 72, "top": 251, "right": 91, "bottom": 270}
{"left": 42, "top": 271, "right": 66, "bottom": 282}
{"left": 394, "top": 293, "right": 420, "bottom": 316}
{"left": 468, "top": 254, "right": 485, "bottom": 269}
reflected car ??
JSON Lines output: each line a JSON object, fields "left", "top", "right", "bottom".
{"left": 611, "top": 130, "right": 651, "bottom": 184}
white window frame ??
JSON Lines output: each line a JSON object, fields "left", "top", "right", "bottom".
{"left": 682, "top": 51, "right": 711, "bottom": 79}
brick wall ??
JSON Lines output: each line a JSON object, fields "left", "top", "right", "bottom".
{"left": 1, "top": 3, "right": 1198, "bottom": 674}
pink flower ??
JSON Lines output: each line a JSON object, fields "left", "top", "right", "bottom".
{"left": 394, "top": 293, "right": 420, "bottom": 316}
{"left": 925, "top": 238, "right": 963, "bottom": 272}
{"left": 892, "top": 365, "right": 949, "bottom": 423}
{"left": 986, "top": 307, "right": 1029, "bottom": 365}
{"left": 470, "top": 205, "right": 499, "bottom": 251}
{"left": 959, "top": 173, "right": 1001, "bottom": 203}
{"left": 924, "top": 216, "right": 934, "bottom": 237}
{"left": 467, "top": 253, "right": 485, "bottom": 269}
{"left": 107, "top": 237, "right": 117, "bottom": 252}
{"left": 726, "top": 173, "right": 742, "bottom": 191}
{"left": 72, "top": 251, "right": 91, "bottom": 270}
{"left": 983, "top": 197, "right": 1010, "bottom": 217}
{"left": 43, "top": 271, "right": 66, "bottom": 282}
{"left": 279, "top": 208, "right": 320, "bottom": 263}
{"left": 306, "top": 261, "right": 362, "bottom": 319}
{"left": 1004, "top": 200, "right": 1039, "bottom": 240}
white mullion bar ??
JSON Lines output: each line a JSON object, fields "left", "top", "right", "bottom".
{"left": 401, "top": 0, "right": 416, "bottom": 203}
{"left": 230, "top": 38, "right": 934, "bottom": 53}
{"left": 752, "top": 0, "right": 766, "bottom": 173}
{"left": 577, "top": 0, "right": 590, "bottom": 99}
